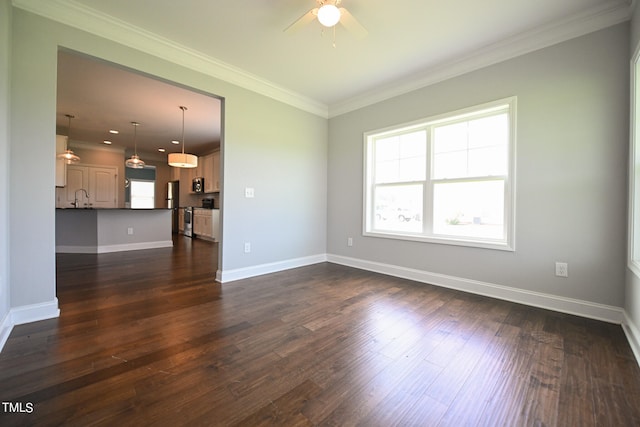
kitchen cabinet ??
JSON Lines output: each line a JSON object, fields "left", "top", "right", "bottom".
{"left": 57, "top": 165, "right": 118, "bottom": 208}
{"left": 90, "top": 167, "right": 118, "bottom": 208}
{"left": 202, "top": 154, "right": 214, "bottom": 193}
{"left": 178, "top": 208, "right": 185, "bottom": 233}
{"left": 211, "top": 151, "right": 220, "bottom": 192}
{"left": 193, "top": 208, "right": 219, "bottom": 241}
{"left": 201, "top": 151, "right": 220, "bottom": 193}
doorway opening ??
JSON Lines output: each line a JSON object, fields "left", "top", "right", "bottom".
{"left": 55, "top": 48, "right": 224, "bottom": 285}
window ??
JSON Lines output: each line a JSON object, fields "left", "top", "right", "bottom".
{"left": 364, "top": 98, "right": 516, "bottom": 250}
{"left": 130, "top": 180, "right": 155, "bottom": 209}
{"left": 629, "top": 49, "right": 640, "bottom": 275}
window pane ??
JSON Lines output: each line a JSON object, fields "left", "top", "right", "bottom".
{"left": 373, "top": 184, "right": 423, "bottom": 233}
{"left": 375, "top": 131, "right": 426, "bottom": 183}
{"left": 433, "top": 113, "right": 508, "bottom": 179}
{"left": 468, "top": 146, "right": 507, "bottom": 176}
{"left": 433, "top": 180, "right": 504, "bottom": 240}
{"left": 131, "top": 180, "right": 155, "bottom": 209}
{"left": 433, "top": 150, "right": 467, "bottom": 179}
{"left": 468, "top": 114, "right": 508, "bottom": 149}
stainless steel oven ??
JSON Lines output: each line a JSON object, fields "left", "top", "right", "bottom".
{"left": 183, "top": 207, "right": 193, "bottom": 237}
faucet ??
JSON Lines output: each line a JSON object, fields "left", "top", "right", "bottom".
{"left": 72, "top": 188, "right": 90, "bottom": 208}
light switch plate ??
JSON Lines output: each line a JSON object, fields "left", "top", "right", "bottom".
{"left": 245, "top": 187, "right": 255, "bottom": 198}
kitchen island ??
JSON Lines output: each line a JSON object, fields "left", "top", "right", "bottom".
{"left": 56, "top": 208, "right": 172, "bottom": 253}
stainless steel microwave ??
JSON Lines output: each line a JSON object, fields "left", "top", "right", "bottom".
{"left": 192, "top": 177, "right": 204, "bottom": 193}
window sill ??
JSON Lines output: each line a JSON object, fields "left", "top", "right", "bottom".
{"left": 363, "top": 230, "right": 515, "bottom": 252}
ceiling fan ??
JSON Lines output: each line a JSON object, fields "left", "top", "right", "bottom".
{"left": 284, "top": 0, "right": 368, "bottom": 42}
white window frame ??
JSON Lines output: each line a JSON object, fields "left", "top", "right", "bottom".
{"left": 629, "top": 46, "right": 640, "bottom": 277}
{"left": 130, "top": 179, "right": 155, "bottom": 209}
{"left": 363, "top": 97, "right": 517, "bottom": 251}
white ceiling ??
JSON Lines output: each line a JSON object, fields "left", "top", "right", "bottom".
{"left": 17, "top": 0, "right": 632, "bottom": 156}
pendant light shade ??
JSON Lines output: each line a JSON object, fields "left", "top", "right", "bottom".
{"left": 168, "top": 106, "right": 198, "bottom": 168}
{"left": 57, "top": 114, "right": 81, "bottom": 164}
{"left": 125, "top": 121, "right": 145, "bottom": 169}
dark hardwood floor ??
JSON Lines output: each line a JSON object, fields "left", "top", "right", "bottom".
{"left": 1, "top": 235, "right": 640, "bottom": 426}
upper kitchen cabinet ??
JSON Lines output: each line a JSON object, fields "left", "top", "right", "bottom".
{"left": 211, "top": 151, "right": 220, "bottom": 193}
{"left": 57, "top": 165, "right": 118, "bottom": 208}
{"left": 202, "top": 151, "right": 220, "bottom": 193}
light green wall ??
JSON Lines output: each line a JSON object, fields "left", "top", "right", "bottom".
{"left": 626, "top": 5, "right": 640, "bottom": 355}
{"left": 0, "top": 0, "right": 11, "bottom": 332}
{"left": 8, "top": 8, "right": 327, "bottom": 308}
{"left": 328, "top": 24, "right": 630, "bottom": 307}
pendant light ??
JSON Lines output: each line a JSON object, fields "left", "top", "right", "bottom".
{"left": 168, "top": 106, "right": 198, "bottom": 168}
{"left": 125, "top": 121, "right": 145, "bottom": 169}
{"left": 57, "top": 114, "right": 81, "bottom": 164}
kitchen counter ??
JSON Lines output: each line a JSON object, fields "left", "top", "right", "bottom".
{"left": 56, "top": 208, "right": 172, "bottom": 253}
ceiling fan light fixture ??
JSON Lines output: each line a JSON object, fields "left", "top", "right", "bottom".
{"left": 317, "top": 4, "right": 340, "bottom": 27}
{"left": 169, "top": 106, "right": 198, "bottom": 169}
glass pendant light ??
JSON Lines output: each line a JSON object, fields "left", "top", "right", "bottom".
{"left": 125, "top": 121, "right": 145, "bottom": 169}
{"left": 57, "top": 114, "right": 81, "bottom": 164}
{"left": 168, "top": 106, "right": 198, "bottom": 168}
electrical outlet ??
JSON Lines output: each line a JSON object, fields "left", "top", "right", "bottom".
{"left": 555, "top": 262, "right": 568, "bottom": 278}
{"left": 127, "top": 227, "right": 134, "bottom": 235}
{"left": 347, "top": 237, "right": 353, "bottom": 247}
{"left": 244, "top": 242, "right": 251, "bottom": 253}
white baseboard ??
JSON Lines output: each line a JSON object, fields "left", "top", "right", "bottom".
{"left": 57, "top": 240, "right": 173, "bottom": 254}
{"left": 327, "top": 254, "right": 624, "bottom": 324}
{"left": 10, "top": 298, "right": 60, "bottom": 325}
{"left": 218, "top": 254, "right": 327, "bottom": 283}
{"left": 0, "top": 299, "right": 60, "bottom": 353}
{"left": 0, "top": 312, "right": 12, "bottom": 353}
{"left": 623, "top": 311, "right": 640, "bottom": 368}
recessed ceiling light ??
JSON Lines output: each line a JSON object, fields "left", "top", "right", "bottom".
{"left": 171, "top": 140, "right": 180, "bottom": 145}
{"left": 158, "top": 148, "right": 166, "bottom": 152}
{"left": 109, "top": 129, "right": 119, "bottom": 134}
{"left": 103, "top": 140, "right": 112, "bottom": 145}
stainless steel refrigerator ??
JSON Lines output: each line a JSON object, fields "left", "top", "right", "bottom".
{"left": 166, "top": 180, "right": 180, "bottom": 233}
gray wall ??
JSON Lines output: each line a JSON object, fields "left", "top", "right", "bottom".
{"left": 0, "top": 0, "right": 11, "bottom": 340}
{"left": 328, "top": 24, "right": 629, "bottom": 307}
{"left": 7, "top": 8, "right": 327, "bottom": 312}
{"left": 626, "top": 5, "right": 640, "bottom": 350}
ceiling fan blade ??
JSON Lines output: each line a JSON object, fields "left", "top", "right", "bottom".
{"left": 284, "top": 8, "right": 318, "bottom": 33}
{"left": 339, "top": 8, "right": 368, "bottom": 39}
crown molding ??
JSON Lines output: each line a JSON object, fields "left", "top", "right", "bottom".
{"left": 328, "top": 0, "right": 633, "bottom": 117}
{"left": 12, "top": 0, "right": 329, "bottom": 118}
{"left": 12, "top": 0, "right": 632, "bottom": 120}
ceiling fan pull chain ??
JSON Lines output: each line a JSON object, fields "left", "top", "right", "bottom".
{"left": 333, "top": 25, "right": 336, "bottom": 48}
